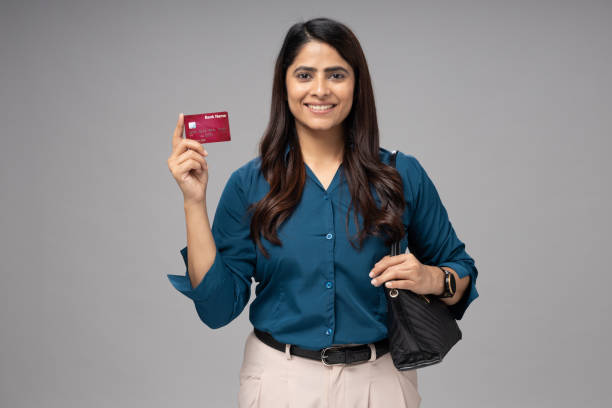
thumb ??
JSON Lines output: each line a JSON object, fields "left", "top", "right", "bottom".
{"left": 172, "top": 112, "right": 184, "bottom": 149}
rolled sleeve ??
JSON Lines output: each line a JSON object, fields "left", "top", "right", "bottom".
{"left": 400, "top": 153, "right": 479, "bottom": 320}
{"left": 167, "top": 170, "right": 256, "bottom": 329}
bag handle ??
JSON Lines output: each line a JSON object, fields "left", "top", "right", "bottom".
{"left": 389, "top": 150, "right": 401, "bottom": 257}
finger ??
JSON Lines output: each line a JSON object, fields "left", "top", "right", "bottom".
{"left": 177, "top": 149, "right": 207, "bottom": 169}
{"left": 172, "top": 113, "right": 184, "bottom": 150}
{"left": 372, "top": 252, "right": 420, "bottom": 278}
{"left": 182, "top": 138, "right": 208, "bottom": 155}
{"left": 176, "top": 158, "right": 204, "bottom": 177}
{"left": 369, "top": 254, "right": 407, "bottom": 278}
{"left": 371, "top": 265, "right": 405, "bottom": 287}
{"left": 171, "top": 138, "right": 207, "bottom": 161}
{"left": 384, "top": 279, "right": 416, "bottom": 290}
{"left": 377, "top": 261, "right": 422, "bottom": 285}
{"left": 369, "top": 255, "right": 390, "bottom": 278}
{"left": 176, "top": 155, "right": 207, "bottom": 173}
{"left": 192, "top": 166, "right": 203, "bottom": 177}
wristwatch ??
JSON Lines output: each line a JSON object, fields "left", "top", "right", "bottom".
{"left": 437, "top": 267, "right": 456, "bottom": 298}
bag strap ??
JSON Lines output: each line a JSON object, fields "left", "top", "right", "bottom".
{"left": 389, "top": 150, "right": 401, "bottom": 257}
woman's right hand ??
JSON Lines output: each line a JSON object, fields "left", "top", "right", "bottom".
{"left": 167, "top": 113, "right": 209, "bottom": 206}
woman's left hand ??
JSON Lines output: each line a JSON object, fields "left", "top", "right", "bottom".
{"left": 368, "top": 253, "right": 441, "bottom": 295}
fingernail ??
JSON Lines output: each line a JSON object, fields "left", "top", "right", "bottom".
{"left": 368, "top": 272, "right": 373, "bottom": 278}
{"left": 371, "top": 279, "right": 376, "bottom": 285}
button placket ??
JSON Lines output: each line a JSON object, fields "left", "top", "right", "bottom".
{"left": 324, "top": 189, "right": 336, "bottom": 343}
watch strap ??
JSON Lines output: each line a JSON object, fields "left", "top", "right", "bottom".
{"left": 437, "top": 266, "right": 454, "bottom": 298}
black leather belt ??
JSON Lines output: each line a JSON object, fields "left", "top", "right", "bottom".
{"left": 254, "top": 328, "right": 389, "bottom": 366}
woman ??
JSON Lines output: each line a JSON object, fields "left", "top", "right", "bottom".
{"left": 167, "top": 17, "right": 478, "bottom": 408}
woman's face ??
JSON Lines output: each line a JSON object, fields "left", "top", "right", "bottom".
{"left": 285, "top": 40, "right": 355, "bottom": 136}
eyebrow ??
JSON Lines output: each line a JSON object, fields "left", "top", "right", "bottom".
{"left": 293, "top": 65, "right": 350, "bottom": 75}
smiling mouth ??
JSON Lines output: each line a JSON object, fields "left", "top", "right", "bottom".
{"left": 304, "top": 103, "right": 337, "bottom": 113}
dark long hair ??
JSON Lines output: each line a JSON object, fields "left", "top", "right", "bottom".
{"left": 249, "top": 17, "right": 405, "bottom": 258}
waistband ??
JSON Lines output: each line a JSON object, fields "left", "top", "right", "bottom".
{"left": 253, "top": 328, "right": 389, "bottom": 366}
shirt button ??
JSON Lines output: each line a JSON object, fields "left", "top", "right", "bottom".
{"left": 325, "top": 281, "right": 333, "bottom": 289}
{"left": 326, "top": 233, "right": 333, "bottom": 239}
{"left": 324, "top": 195, "right": 329, "bottom": 200}
{"left": 325, "top": 328, "right": 332, "bottom": 335}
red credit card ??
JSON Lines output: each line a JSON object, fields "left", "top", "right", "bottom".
{"left": 183, "top": 111, "right": 231, "bottom": 144}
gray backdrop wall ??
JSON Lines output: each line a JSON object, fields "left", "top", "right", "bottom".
{"left": 1, "top": 0, "right": 610, "bottom": 407}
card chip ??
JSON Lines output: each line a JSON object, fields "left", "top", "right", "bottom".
{"left": 188, "top": 122, "right": 196, "bottom": 129}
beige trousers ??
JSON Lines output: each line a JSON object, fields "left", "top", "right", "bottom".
{"left": 238, "top": 329, "right": 421, "bottom": 408}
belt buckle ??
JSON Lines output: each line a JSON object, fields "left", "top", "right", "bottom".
{"left": 320, "top": 346, "right": 344, "bottom": 366}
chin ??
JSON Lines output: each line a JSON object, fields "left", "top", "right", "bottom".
{"left": 302, "top": 122, "right": 341, "bottom": 132}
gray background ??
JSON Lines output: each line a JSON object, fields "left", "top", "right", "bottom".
{"left": 1, "top": 0, "right": 610, "bottom": 407}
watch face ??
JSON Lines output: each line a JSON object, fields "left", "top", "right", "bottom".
{"left": 449, "top": 273, "right": 456, "bottom": 293}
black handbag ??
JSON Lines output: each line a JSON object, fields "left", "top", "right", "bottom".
{"left": 384, "top": 150, "right": 462, "bottom": 370}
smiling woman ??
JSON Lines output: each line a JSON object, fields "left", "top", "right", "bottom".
{"left": 167, "top": 16, "right": 479, "bottom": 408}
{"left": 286, "top": 44, "right": 355, "bottom": 134}
{"left": 284, "top": 41, "right": 355, "bottom": 191}
{"left": 250, "top": 18, "right": 409, "bottom": 259}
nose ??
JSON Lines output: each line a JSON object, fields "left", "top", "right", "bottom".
{"left": 311, "top": 75, "right": 330, "bottom": 97}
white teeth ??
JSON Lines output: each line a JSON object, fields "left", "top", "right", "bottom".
{"left": 307, "top": 104, "right": 334, "bottom": 111}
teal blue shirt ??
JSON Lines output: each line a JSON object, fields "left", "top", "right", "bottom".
{"left": 167, "top": 146, "right": 479, "bottom": 350}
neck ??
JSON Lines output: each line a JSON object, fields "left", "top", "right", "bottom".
{"left": 295, "top": 121, "right": 345, "bottom": 166}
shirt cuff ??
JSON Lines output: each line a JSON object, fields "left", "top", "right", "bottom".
{"left": 167, "top": 246, "right": 226, "bottom": 302}
{"left": 438, "top": 261, "right": 479, "bottom": 320}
